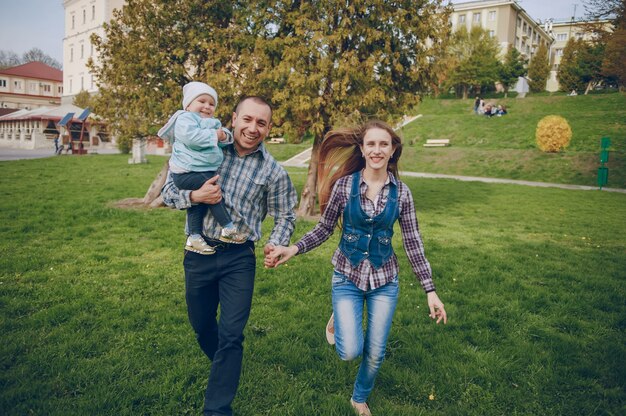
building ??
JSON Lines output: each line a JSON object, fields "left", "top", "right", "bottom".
{"left": 0, "top": 104, "right": 111, "bottom": 150}
{"left": 544, "top": 18, "right": 612, "bottom": 91}
{"left": 0, "top": 62, "right": 63, "bottom": 110}
{"left": 62, "top": 0, "right": 125, "bottom": 103}
{"left": 450, "top": 0, "right": 554, "bottom": 65}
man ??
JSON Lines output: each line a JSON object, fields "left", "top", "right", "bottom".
{"left": 161, "top": 96, "right": 297, "bottom": 416}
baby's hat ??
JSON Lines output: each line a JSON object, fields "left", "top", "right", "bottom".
{"left": 182, "top": 81, "right": 218, "bottom": 110}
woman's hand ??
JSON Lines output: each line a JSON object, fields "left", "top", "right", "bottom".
{"left": 265, "top": 245, "right": 299, "bottom": 268}
{"left": 427, "top": 291, "right": 447, "bottom": 324}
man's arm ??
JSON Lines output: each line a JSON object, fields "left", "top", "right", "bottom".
{"left": 161, "top": 170, "right": 222, "bottom": 210}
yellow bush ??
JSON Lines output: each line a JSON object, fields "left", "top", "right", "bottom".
{"left": 536, "top": 115, "right": 572, "bottom": 153}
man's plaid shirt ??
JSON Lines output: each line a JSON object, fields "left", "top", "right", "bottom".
{"left": 295, "top": 172, "right": 435, "bottom": 293}
{"left": 162, "top": 142, "right": 297, "bottom": 246}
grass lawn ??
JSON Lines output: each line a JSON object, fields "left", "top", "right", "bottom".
{"left": 397, "top": 93, "right": 626, "bottom": 188}
{"left": 1, "top": 154, "right": 625, "bottom": 415}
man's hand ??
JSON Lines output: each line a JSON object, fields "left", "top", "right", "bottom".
{"left": 264, "top": 244, "right": 277, "bottom": 268}
{"left": 190, "top": 175, "right": 222, "bottom": 205}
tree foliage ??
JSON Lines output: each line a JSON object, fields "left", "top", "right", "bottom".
{"left": 0, "top": 48, "right": 61, "bottom": 70}
{"left": 446, "top": 26, "right": 502, "bottom": 99}
{"left": 499, "top": 46, "right": 526, "bottom": 96}
{"left": 558, "top": 37, "right": 607, "bottom": 93}
{"left": 247, "top": 0, "right": 451, "bottom": 215}
{"left": 558, "top": 38, "right": 586, "bottom": 92}
{"left": 527, "top": 42, "right": 550, "bottom": 92}
{"left": 88, "top": 0, "right": 249, "bottom": 148}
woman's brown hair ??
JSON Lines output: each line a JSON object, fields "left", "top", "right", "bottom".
{"left": 317, "top": 120, "right": 403, "bottom": 215}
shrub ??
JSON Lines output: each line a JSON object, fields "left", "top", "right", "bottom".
{"left": 536, "top": 115, "right": 572, "bottom": 152}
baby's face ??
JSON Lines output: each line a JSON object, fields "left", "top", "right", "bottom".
{"left": 187, "top": 94, "right": 216, "bottom": 118}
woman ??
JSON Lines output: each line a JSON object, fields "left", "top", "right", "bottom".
{"left": 266, "top": 120, "right": 447, "bottom": 416}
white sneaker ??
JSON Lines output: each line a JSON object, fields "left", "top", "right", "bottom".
{"left": 219, "top": 227, "right": 247, "bottom": 244}
{"left": 185, "top": 235, "right": 215, "bottom": 255}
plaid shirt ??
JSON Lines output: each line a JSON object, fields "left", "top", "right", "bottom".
{"left": 161, "top": 142, "right": 297, "bottom": 246}
{"left": 295, "top": 172, "right": 435, "bottom": 293}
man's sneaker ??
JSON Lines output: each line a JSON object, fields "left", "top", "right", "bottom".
{"left": 185, "top": 235, "right": 215, "bottom": 255}
{"left": 326, "top": 313, "right": 335, "bottom": 345}
{"left": 219, "top": 227, "right": 247, "bottom": 244}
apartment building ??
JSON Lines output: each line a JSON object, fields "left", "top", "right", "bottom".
{"left": 450, "top": 0, "right": 554, "bottom": 64}
{"left": 544, "top": 18, "right": 612, "bottom": 91}
{"left": 0, "top": 62, "right": 63, "bottom": 110}
{"left": 62, "top": 0, "right": 125, "bottom": 103}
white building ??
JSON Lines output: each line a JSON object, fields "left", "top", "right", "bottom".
{"left": 62, "top": 0, "right": 125, "bottom": 103}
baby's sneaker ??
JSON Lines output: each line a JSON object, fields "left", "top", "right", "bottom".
{"left": 219, "top": 227, "right": 247, "bottom": 244}
{"left": 185, "top": 235, "right": 215, "bottom": 255}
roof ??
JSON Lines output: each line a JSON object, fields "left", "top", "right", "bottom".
{"left": 0, "top": 61, "right": 63, "bottom": 82}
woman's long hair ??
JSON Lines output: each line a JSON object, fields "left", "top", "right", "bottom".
{"left": 317, "top": 120, "right": 403, "bottom": 215}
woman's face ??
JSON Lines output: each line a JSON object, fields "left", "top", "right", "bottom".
{"left": 360, "top": 127, "right": 395, "bottom": 172}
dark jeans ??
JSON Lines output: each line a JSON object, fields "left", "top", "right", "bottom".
{"left": 183, "top": 240, "right": 256, "bottom": 416}
{"left": 172, "top": 171, "right": 232, "bottom": 235}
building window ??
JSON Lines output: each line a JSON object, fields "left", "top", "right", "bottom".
{"left": 30, "top": 82, "right": 37, "bottom": 92}
{"left": 489, "top": 30, "right": 495, "bottom": 38}
{"left": 71, "top": 15, "right": 75, "bottom": 29}
{"left": 70, "top": 48, "right": 74, "bottom": 62}
{"left": 517, "top": 17, "right": 522, "bottom": 27}
{"left": 0, "top": 79, "right": 6, "bottom": 88}
{"left": 92, "top": 5, "right": 95, "bottom": 20}
{"left": 81, "top": 77, "right": 84, "bottom": 90}
{"left": 58, "top": 86, "right": 63, "bottom": 94}
{"left": 575, "top": 32, "right": 583, "bottom": 39}
{"left": 80, "top": 44, "right": 84, "bottom": 59}
{"left": 69, "top": 79, "right": 73, "bottom": 93}
{"left": 14, "top": 81, "right": 23, "bottom": 90}
{"left": 556, "top": 48, "right": 563, "bottom": 57}
{"left": 90, "top": 44, "right": 94, "bottom": 57}
{"left": 83, "top": 9, "right": 86, "bottom": 24}
{"left": 488, "top": 11, "right": 496, "bottom": 21}
{"left": 473, "top": 13, "right": 481, "bottom": 23}
{"left": 43, "top": 84, "right": 51, "bottom": 93}
{"left": 91, "top": 75, "right": 95, "bottom": 89}
{"left": 458, "top": 14, "right": 466, "bottom": 24}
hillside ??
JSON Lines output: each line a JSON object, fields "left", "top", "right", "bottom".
{"left": 397, "top": 93, "right": 626, "bottom": 188}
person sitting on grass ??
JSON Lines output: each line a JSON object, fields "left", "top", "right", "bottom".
{"left": 158, "top": 81, "right": 246, "bottom": 255}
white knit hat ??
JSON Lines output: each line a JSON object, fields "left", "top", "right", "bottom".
{"left": 182, "top": 81, "right": 218, "bottom": 110}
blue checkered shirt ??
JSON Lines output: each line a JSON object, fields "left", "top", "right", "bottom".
{"left": 295, "top": 172, "right": 435, "bottom": 293}
{"left": 161, "top": 142, "right": 297, "bottom": 246}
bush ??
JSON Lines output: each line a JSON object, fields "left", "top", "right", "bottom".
{"left": 536, "top": 115, "right": 572, "bottom": 152}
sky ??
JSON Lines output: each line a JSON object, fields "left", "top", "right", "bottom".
{"left": 0, "top": 0, "right": 587, "bottom": 68}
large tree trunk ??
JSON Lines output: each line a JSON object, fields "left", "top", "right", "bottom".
{"left": 143, "top": 159, "right": 169, "bottom": 207}
{"left": 296, "top": 134, "right": 322, "bottom": 217}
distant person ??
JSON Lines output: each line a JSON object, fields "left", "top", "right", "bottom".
{"left": 497, "top": 105, "right": 507, "bottom": 116}
{"left": 53, "top": 135, "right": 60, "bottom": 154}
{"left": 474, "top": 96, "right": 481, "bottom": 114}
{"left": 158, "top": 81, "right": 245, "bottom": 255}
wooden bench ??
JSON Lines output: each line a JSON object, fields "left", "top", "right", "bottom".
{"left": 268, "top": 137, "right": 285, "bottom": 144}
{"left": 423, "top": 139, "right": 450, "bottom": 147}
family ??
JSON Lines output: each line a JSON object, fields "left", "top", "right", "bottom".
{"left": 474, "top": 96, "right": 507, "bottom": 117}
{"left": 160, "top": 81, "right": 448, "bottom": 416}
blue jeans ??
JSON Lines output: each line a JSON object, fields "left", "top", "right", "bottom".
{"left": 331, "top": 271, "right": 399, "bottom": 403}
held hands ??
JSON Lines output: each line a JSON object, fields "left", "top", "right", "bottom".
{"left": 190, "top": 175, "right": 222, "bottom": 205}
{"left": 264, "top": 245, "right": 298, "bottom": 268}
{"left": 427, "top": 291, "right": 448, "bottom": 324}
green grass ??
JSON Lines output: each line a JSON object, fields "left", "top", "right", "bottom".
{"left": 1, "top": 154, "right": 625, "bottom": 415}
{"left": 395, "top": 93, "right": 626, "bottom": 188}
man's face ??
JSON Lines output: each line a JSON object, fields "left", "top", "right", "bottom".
{"left": 231, "top": 99, "right": 272, "bottom": 155}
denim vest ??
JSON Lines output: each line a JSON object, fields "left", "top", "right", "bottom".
{"left": 339, "top": 172, "right": 399, "bottom": 269}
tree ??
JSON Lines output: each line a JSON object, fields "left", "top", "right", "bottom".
{"left": 22, "top": 48, "right": 62, "bottom": 69}
{"left": 72, "top": 90, "right": 93, "bottom": 109}
{"left": 0, "top": 50, "right": 21, "bottom": 69}
{"left": 446, "top": 26, "right": 502, "bottom": 99}
{"left": 527, "top": 42, "right": 550, "bottom": 92}
{"left": 88, "top": 0, "right": 248, "bottom": 151}
{"left": 558, "top": 38, "right": 586, "bottom": 92}
{"left": 247, "top": 0, "right": 451, "bottom": 216}
{"left": 0, "top": 48, "right": 61, "bottom": 70}
{"left": 499, "top": 46, "right": 526, "bottom": 96}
